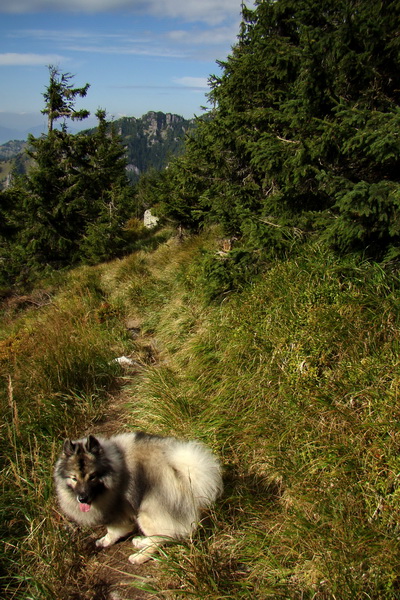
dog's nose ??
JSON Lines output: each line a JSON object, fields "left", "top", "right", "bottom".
{"left": 78, "top": 494, "right": 90, "bottom": 504}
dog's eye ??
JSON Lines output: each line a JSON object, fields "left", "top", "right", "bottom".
{"left": 69, "top": 475, "right": 77, "bottom": 482}
{"left": 88, "top": 474, "right": 97, "bottom": 481}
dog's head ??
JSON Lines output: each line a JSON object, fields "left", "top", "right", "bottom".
{"left": 59, "top": 435, "right": 108, "bottom": 512}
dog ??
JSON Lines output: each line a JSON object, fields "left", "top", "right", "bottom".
{"left": 54, "top": 431, "right": 223, "bottom": 564}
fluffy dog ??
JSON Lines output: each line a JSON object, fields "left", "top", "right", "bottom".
{"left": 54, "top": 431, "right": 223, "bottom": 564}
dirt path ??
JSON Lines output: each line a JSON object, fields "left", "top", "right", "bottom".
{"left": 77, "top": 396, "right": 159, "bottom": 600}
{"left": 67, "top": 324, "right": 164, "bottom": 600}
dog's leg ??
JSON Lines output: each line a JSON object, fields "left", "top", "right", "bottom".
{"left": 96, "top": 523, "right": 134, "bottom": 548}
{"left": 128, "top": 536, "right": 166, "bottom": 564}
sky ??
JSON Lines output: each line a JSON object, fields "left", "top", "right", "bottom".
{"left": 0, "top": 0, "right": 253, "bottom": 140}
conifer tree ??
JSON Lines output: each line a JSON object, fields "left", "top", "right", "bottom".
{"left": 10, "top": 70, "right": 133, "bottom": 274}
{"left": 42, "top": 65, "right": 90, "bottom": 132}
{"left": 0, "top": 186, "right": 28, "bottom": 287}
{"left": 164, "top": 0, "right": 400, "bottom": 261}
{"left": 79, "top": 109, "right": 133, "bottom": 263}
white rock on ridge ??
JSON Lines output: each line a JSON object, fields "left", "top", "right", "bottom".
{"left": 143, "top": 209, "right": 159, "bottom": 229}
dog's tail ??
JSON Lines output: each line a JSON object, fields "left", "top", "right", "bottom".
{"left": 170, "top": 440, "right": 223, "bottom": 508}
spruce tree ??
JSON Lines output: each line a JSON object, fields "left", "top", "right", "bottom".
{"left": 42, "top": 65, "right": 90, "bottom": 132}
{"left": 79, "top": 109, "right": 133, "bottom": 263}
{"left": 165, "top": 0, "right": 400, "bottom": 260}
{"left": 8, "top": 70, "right": 133, "bottom": 276}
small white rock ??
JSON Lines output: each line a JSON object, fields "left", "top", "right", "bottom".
{"left": 114, "top": 356, "right": 135, "bottom": 366}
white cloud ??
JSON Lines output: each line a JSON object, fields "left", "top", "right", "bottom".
{"left": 0, "top": 52, "right": 65, "bottom": 66}
{"left": 174, "top": 76, "right": 209, "bottom": 90}
{"left": 0, "top": 0, "right": 251, "bottom": 25}
{"left": 12, "top": 28, "right": 187, "bottom": 59}
{"left": 168, "top": 25, "right": 238, "bottom": 46}
{"left": 145, "top": 0, "right": 245, "bottom": 26}
{"left": 16, "top": 28, "right": 144, "bottom": 45}
{"left": 66, "top": 42, "right": 185, "bottom": 58}
{"left": 11, "top": 24, "right": 234, "bottom": 61}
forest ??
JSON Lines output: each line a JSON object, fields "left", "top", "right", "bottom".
{"left": 1, "top": 1, "right": 400, "bottom": 598}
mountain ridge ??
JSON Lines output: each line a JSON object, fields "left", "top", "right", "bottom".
{"left": 0, "top": 111, "right": 195, "bottom": 186}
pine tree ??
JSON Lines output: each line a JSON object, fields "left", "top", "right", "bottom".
{"left": 79, "top": 109, "right": 133, "bottom": 263}
{"left": 164, "top": 0, "right": 400, "bottom": 260}
{"left": 6, "top": 71, "right": 134, "bottom": 276}
{"left": 21, "top": 129, "right": 89, "bottom": 267}
{"left": 42, "top": 65, "right": 90, "bottom": 133}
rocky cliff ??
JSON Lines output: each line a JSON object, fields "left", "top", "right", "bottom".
{"left": 0, "top": 111, "right": 195, "bottom": 187}
{"left": 115, "top": 111, "right": 194, "bottom": 181}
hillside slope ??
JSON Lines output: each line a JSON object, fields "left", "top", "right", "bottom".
{"left": 1, "top": 228, "right": 400, "bottom": 599}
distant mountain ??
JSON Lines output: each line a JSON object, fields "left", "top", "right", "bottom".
{"left": 0, "top": 126, "right": 20, "bottom": 145}
{"left": 0, "top": 111, "right": 195, "bottom": 187}
{"left": 0, "top": 125, "right": 46, "bottom": 145}
{"left": 0, "top": 140, "right": 31, "bottom": 187}
{"left": 85, "top": 111, "right": 194, "bottom": 182}
{"left": 0, "top": 139, "right": 27, "bottom": 161}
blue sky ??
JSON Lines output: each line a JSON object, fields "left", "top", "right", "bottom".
{"left": 0, "top": 0, "right": 253, "bottom": 138}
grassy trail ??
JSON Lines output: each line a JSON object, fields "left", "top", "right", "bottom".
{"left": 60, "top": 357, "right": 162, "bottom": 599}
{"left": 2, "top": 229, "right": 400, "bottom": 599}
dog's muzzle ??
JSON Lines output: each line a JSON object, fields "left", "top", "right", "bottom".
{"left": 78, "top": 494, "right": 90, "bottom": 504}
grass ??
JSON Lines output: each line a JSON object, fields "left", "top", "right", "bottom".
{"left": 1, "top": 231, "right": 400, "bottom": 598}
{"left": 121, "top": 240, "right": 400, "bottom": 598}
{"left": 0, "top": 266, "right": 130, "bottom": 599}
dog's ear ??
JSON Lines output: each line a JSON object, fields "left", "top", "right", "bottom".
{"left": 86, "top": 435, "right": 102, "bottom": 455}
{"left": 63, "top": 439, "right": 76, "bottom": 457}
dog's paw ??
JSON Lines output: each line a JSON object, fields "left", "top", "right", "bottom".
{"left": 95, "top": 534, "right": 112, "bottom": 548}
{"left": 131, "top": 537, "right": 148, "bottom": 550}
{"left": 128, "top": 551, "right": 152, "bottom": 565}
{"left": 129, "top": 538, "right": 158, "bottom": 564}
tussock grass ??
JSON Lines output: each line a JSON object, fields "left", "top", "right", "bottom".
{"left": 2, "top": 231, "right": 400, "bottom": 598}
{"left": 121, "top": 241, "right": 400, "bottom": 599}
{"left": 0, "top": 267, "right": 132, "bottom": 599}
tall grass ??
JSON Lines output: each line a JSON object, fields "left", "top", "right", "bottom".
{"left": 0, "top": 266, "right": 131, "bottom": 599}
{"left": 2, "top": 232, "right": 400, "bottom": 598}
{"left": 120, "top": 241, "right": 400, "bottom": 599}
